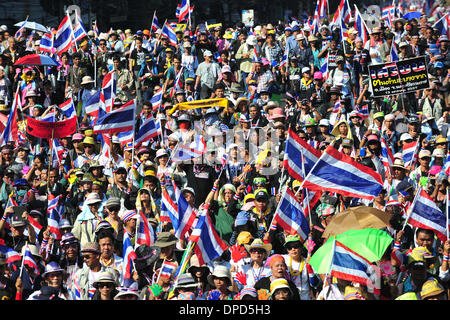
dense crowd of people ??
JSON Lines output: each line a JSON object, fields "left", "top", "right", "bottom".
{"left": 0, "top": 2, "right": 449, "bottom": 301}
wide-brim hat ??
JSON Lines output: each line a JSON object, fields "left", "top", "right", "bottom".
{"left": 114, "top": 287, "right": 140, "bottom": 300}
{"left": 207, "top": 265, "right": 232, "bottom": 287}
{"left": 93, "top": 271, "right": 117, "bottom": 288}
{"left": 173, "top": 273, "right": 200, "bottom": 292}
{"left": 244, "top": 238, "right": 272, "bottom": 256}
{"left": 134, "top": 244, "right": 161, "bottom": 271}
{"left": 154, "top": 232, "right": 178, "bottom": 248}
{"left": 81, "top": 76, "right": 95, "bottom": 85}
{"left": 391, "top": 158, "right": 406, "bottom": 170}
{"left": 188, "top": 254, "right": 211, "bottom": 274}
{"left": 42, "top": 261, "right": 65, "bottom": 278}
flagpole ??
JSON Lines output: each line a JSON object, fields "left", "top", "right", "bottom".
{"left": 401, "top": 185, "right": 421, "bottom": 231}
{"left": 66, "top": 11, "right": 78, "bottom": 52}
{"left": 447, "top": 187, "right": 449, "bottom": 240}
{"left": 19, "top": 241, "right": 27, "bottom": 278}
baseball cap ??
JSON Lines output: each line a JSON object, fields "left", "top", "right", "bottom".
{"left": 254, "top": 189, "right": 269, "bottom": 201}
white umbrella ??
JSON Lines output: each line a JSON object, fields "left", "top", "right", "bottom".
{"left": 14, "top": 21, "right": 50, "bottom": 33}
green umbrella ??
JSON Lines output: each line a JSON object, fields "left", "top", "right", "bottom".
{"left": 309, "top": 228, "right": 393, "bottom": 274}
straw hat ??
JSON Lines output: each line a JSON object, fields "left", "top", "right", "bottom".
{"left": 244, "top": 238, "right": 272, "bottom": 256}
{"left": 81, "top": 76, "right": 95, "bottom": 85}
{"left": 93, "top": 271, "right": 118, "bottom": 288}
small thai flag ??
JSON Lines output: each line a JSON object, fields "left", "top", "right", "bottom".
{"left": 39, "top": 33, "right": 54, "bottom": 53}
{"left": 59, "top": 97, "right": 76, "bottom": 119}
{"left": 159, "top": 260, "right": 177, "bottom": 279}
{"left": 150, "top": 87, "right": 164, "bottom": 112}
{"left": 22, "top": 243, "right": 40, "bottom": 275}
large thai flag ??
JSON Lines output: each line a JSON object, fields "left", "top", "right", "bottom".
{"left": 0, "top": 88, "right": 19, "bottom": 147}
{"left": 59, "top": 97, "right": 76, "bottom": 119}
{"left": 135, "top": 115, "right": 158, "bottom": 147}
{"left": 100, "top": 71, "right": 116, "bottom": 113}
{"left": 329, "top": 240, "right": 379, "bottom": 294}
{"left": 161, "top": 22, "right": 178, "bottom": 47}
{"left": 432, "top": 13, "right": 449, "bottom": 38}
{"left": 85, "top": 89, "right": 102, "bottom": 117}
{"left": 122, "top": 227, "right": 137, "bottom": 287}
{"left": 151, "top": 11, "right": 161, "bottom": 31}
{"left": 190, "top": 205, "right": 228, "bottom": 265}
{"left": 354, "top": 5, "right": 369, "bottom": 46}
{"left": 39, "top": 33, "right": 54, "bottom": 53}
{"left": 302, "top": 145, "right": 384, "bottom": 200}
{"left": 178, "top": 0, "right": 191, "bottom": 22}
{"left": 150, "top": 87, "right": 163, "bottom": 112}
{"left": 93, "top": 99, "right": 136, "bottom": 134}
{"left": 402, "top": 140, "right": 419, "bottom": 168}
{"left": 0, "top": 244, "right": 21, "bottom": 264}
{"left": 73, "top": 12, "right": 88, "bottom": 42}
{"left": 171, "top": 135, "right": 207, "bottom": 161}
{"left": 54, "top": 15, "right": 74, "bottom": 56}
{"left": 22, "top": 243, "right": 40, "bottom": 275}
{"left": 135, "top": 210, "right": 156, "bottom": 248}
{"left": 283, "top": 128, "right": 321, "bottom": 182}
{"left": 407, "top": 188, "right": 447, "bottom": 242}
{"left": 273, "top": 188, "right": 310, "bottom": 240}
{"left": 47, "top": 194, "right": 63, "bottom": 240}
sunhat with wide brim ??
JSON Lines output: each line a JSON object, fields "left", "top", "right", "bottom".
{"left": 244, "top": 238, "right": 272, "bottom": 256}
{"left": 207, "top": 265, "right": 232, "bottom": 287}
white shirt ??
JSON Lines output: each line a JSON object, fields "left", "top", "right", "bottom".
{"left": 282, "top": 254, "right": 311, "bottom": 300}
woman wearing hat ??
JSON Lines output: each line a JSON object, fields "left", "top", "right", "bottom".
{"left": 269, "top": 278, "right": 294, "bottom": 300}
{"left": 188, "top": 254, "right": 212, "bottom": 299}
{"left": 91, "top": 271, "right": 119, "bottom": 300}
{"left": 206, "top": 265, "right": 235, "bottom": 300}
{"left": 58, "top": 233, "right": 83, "bottom": 290}
{"left": 331, "top": 118, "right": 356, "bottom": 149}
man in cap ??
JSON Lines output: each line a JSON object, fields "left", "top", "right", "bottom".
{"left": 27, "top": 262, "right": 76, "bottom": 300}
{"left": 409, "top": 149, "right": 431, "bottom": 190}
{"left": 73, "top": 136, "right": 99, "bottom": 169}
{"left": 72, "top": 242, "right": 118, "bottom": 300}
{"left": 365, "top": 27, "right": 383, "bottom": 64}
{"left": 113, "top": 55, "right": 134, "bottom": 104}
{"left": 195, "top": 49, "right": 221, "bottom": 99}
{"left": 0, "top": 205, "right": 36, "bottom": 252}
{"left": 72, "top": 192, "right": 104, "bottom": 247}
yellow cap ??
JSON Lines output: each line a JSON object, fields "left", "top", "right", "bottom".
{"left": 82, "top": 136, "right": 95, "bottom": 145}
{"left": 269, "top": 278, "right": 291, "bottom": 296}
{"left": 243, "top": 193, "right": 255, "bottom": 204}
{"left": 395, "top": 292, "right": 418, "bottom": 300}
{"left": 292, "top": 180, "right": 302, "bottom": 190}
{"left": 420, "top": 279, "right": 445, "bottom": 299}
{"left": 344, "top": 286, "right": 365, "bottom": 300}
{"left": 145, "top": 170, "right": 156, "bottom": 177}
{"left": 408, "top": 246, "right": 432, "bottom": 266}
{"left": 84, "top": 129, "right": 93, "bottom": 136}
{"left": 237, "top": 231, "right": 253, "bottom": 245}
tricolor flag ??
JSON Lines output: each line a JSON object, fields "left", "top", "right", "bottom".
{"left": 47, "top": 194, "right": 63, "bottom": 240}
{"left": 54, "top": 15, "right": 74, "bottom": 56}
{"left": 159, "top": 260, "right": 177, "bottom": 279}
{"left": 279, "top": 44, "right": 289, "bottom": 70}
{"left": 150, "top": 87, "right": 164, "bottom": 111}
{"left": 73, "top": 11, "right": 88, "bottom": 42}
{"left": 27, "top": 215, "right": 43, "bottom": 237}
{"left": 0, "top": 87, "right": 19, "bottom": 147}
{"left": 302, "top": 145, "right": 384, "bottom": 200}
{"left": 151, "top": 11, "right": 161, "bottom": 31}
{"left": 381, "top": 5, "right": 396, "bottom": 20}
{"left": 84, "top": 89, "right": 102, "bottom": 117}
{"left": 135, "top": 210, "right": 156, "bottom": 248}
{"left": 14, "top": 21, "right": 27, "bottom": 39}
{"left": 354, "top": 5, "right": 369, "bottom": 45}
{"left": 302, "top": 189, "right": 322, "bottom": 217}
{"left": 122, "top": 227, "right": 137, "bottom": 287}
{"left": 93, "top": 21, "right": 99, "bottom": 37}
{"left": 311, "top": 0, "right": 321, "bottom": 35}
{"left": 432, "top": 13, "right": 449, "bottom": 38}
{"left": 355, "top": 104, "right": 369, "bottom": 118}
{"left": 93, "top": 99, "right": 136, "bottom": 134}
{"left": 59, "top": 97, "right": 76, "bottom": 119}
{"left": 380, "top": 135, "right": 394, "bottom": 175}
{"left": 39, "top": 33, "right": 54, "bottom": 53}
{"left": 171, "top": 135, "right": 207, "bottom": 162}
{"left": 190, "top": 205, "right": 229, "bottom": 265}
{"left": 166, "top": 180, "right": 197, "bottom": 240}
{"left": 161, "top": 22, "right": 178, "bottom": 47}
{"left": 177, "top": 0, "right": 191, "bottom": 22}
{"left": 390, "top": 42, "right": 399, "bottom": 62}
{"left": 332, "top": 0, "right": 352, "bottom": 26}
{"left": 117, "top": 130, "right": 134, "bottom": 147}
{"left": 273, "top": 188, "right": 311, "bottom": 240}
{"left": 283, "top": 128, "right": 322, "bottom": 182}
{"left": 0, "top": 244, "right": 21, "bottom": 264}
{"left": 52, "top": 138, "right": 65, "bottom": 168}
{"left": 318, "top": 0, "right": 328, "bottom": 19}
{"left": 320, "top": 55, "right": 329, "bottom": 80}
{"left": 135, "top": 115, "right": 158, "bottom": 147}
{"left": 406, "top": 187, "right": 448, "bottom": 242}
{"left": 22, "top": 243, "right": 40, "bottom": 275}
{"left": 160, "top": 186, "right": 177, "bottom": 223}
{"left": 329, "top": 240, "right": 379, "bottom": 295}
{"left": 100, "top": 71, "right": 116, "bottom": 113}
{"left": 170, "top": 67, "right": 184, "bottom": 98}
{"left": 402, "top": 140, "right": 419, "bottom": 168}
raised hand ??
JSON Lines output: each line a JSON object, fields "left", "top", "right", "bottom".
{"left": 230, "top": 244, "right": 247, "bottom": 263}
{"left": 234, "top": 271, "right": 247, "bottom": 286}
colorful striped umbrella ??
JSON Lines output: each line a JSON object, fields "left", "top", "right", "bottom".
{"left": 14, "top": 54, "right": 58, "bottom": 66}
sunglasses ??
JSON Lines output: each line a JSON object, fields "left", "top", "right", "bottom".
{"left": 108, "top": 206, "right": 120, "bottom": 212}
{"left": 99, "top": 283, "right": 113, "bottom": 288}
{"left": 286, "top": 244, "right": 301, "bottom": 250}
{"left": 250, "top": 249, "right": 266, "bottom": 254}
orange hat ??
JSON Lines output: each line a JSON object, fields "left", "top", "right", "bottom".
{"left": 143, "top": 29, "right": 150, "bottom": 36}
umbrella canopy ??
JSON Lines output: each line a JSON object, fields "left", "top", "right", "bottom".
{"left": 322, "top": 206, "right": 391, "bottom": 239}
{"left": 14, "top": 54, "right": 58, "bottom": 67}
{"left": 309, "top": 228, "right": 393, "bottom": 274}
{"left": 402, "top": 11, "right": 422, "bottom": 21}
{"left": 14, "top": 21, "right": 49, "bottom": 33}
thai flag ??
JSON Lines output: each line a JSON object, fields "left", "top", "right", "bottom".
{"left": 332, "top": 0, "right": 351, "bottom": 26}
{"left": 159, "top": 260, "right": 177, "bottom": 279}
{"left": 93, "top": 21, "right": 99, "bottom": 37}
{"left": 0, "top": 244, "right": 21, "bottom": 264}
{"left": 22, "top": 243, "right": 40, "bottom": 275}
{"left": 407, "top": 188, "right": 448, "bottom": 243}
{"left": 59, "top": 97, "right": 76, "bottom": 119}
{"left": 390, "top": 42, "right": 399, "bottom": 62}
{"left": 332, "top": 100, "right": 342, "bottom": 114}
{"left": 122, "top": 227, "right": 137, "bottom": 287}
{"left": 171, "top": 135, "right": 207, "bottom": 161}
{"left": 135, "top": 210, "right": 156, "bottom": 248}
{"left": 117, "top": 130, "right": 134, "bottom": 147}
{"left": 311, "top": 0, "right": 320, "bottom": 35}
{"left": 354, "top": 5, "right": 369, "bottom": 45}
{"left": 161, "top": 22, "right": 178, "bottom": 47}
{"left": 318, "top": 0, "right": 328, "bottom": 19}
{"left": 135, "top": 115, "right": 158, "bottom": 147}
{"left": 273, "top": 188, "right": 311, "bottom": 240}
{"left": 279, "top": 44, "right": 289, "bottom": 70}
{"left": 100, "top": 71, "right": 116, "bottom": 113}
{"left": 402, "top": 140, "right": 419, "bottom": 168}
{"left": 39, "top": 33, "right": 54, "bottom": 53}
{"left": 221, "top": 153, "right": 228, "bottom": 167}
{"left": 302, "top": 145, "right": 384, "bottom": 200}
{"left": 381, "top": 5, "right": 395, "bottom": 20}
{"left": 151, "top": 11, "right": 161, "bottom": 31}
{"left": 54, "top": 15, "right": 74, "bottom": 56}
{"left": 283, "top": 128, "right": 321, "bottom": 182}
{"left": 0, "top": 88, "right": 19, "bottom": 147}
{"left": 27, "top": 216, "right": 43, "bottom": 236}
{"left": 14, "top": 21, "right": 26, "bottom": 39}
{"left": 302, "top": 189, "right": 322, "bottom": 217}
{"left": 432, "top": 13, "right": 449, "bottom": 38}
{"left": 47, "top": 194, "right": 63, "bottom": 240}
{"left": 73, "top": 12, "right": 88, "bottom": 42}
{"left": 93, "top": 99, "right": 136, "bottom": 134}
{"left": 52, "top": 138, "right": 65, "bottom": 167}
{"left": 98, "top": 133, "right": 112, "bottom": 162}
{"left": 191, "top": 205, "right": 228, "bottom": 265}
{"left": 41, "top": 109, "right": 56, "bottom": 122}
{"left": 252, "top": 46, "right": 260, "bottom": 63}
{"left": 380, "top": 135, "right": 394, "bottom": 174}
{"left": 156, "top": 118, "right": 163, "bottom": 136}
{"left": 170, "top": 67, "right": 184, "bottom": 98}
{"left": 329, "top": 240, "right": 379, "bottom": 294}
{"left": 150, "top": 87, "right": 163, "bottom": 112}
{"left": 168, "top": 180, "right": 197, "bottom": 240}
{"left": 160, "top": 187, "right": 177, "bottom": 223}
{"left": 85, "top": 89, "right": 102, "bottom": 117}
{"left": 320, "top": 55, "right": 328, "bottom": 80}
{"left": 178, "top": 0, "right": 191, "bottom": 22}
{"left": 339, "top": 11, "right": 348, "bottom": 40}
{"left": 355, "top": 104, "right": 369, "bottom": 118}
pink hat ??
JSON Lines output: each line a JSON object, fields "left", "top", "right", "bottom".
{"left": 72, "top": 133, "right": 83, "bottom": 141}
{"left": 221, "top": 65, "right": 232, "bottom": 73}
{"left": 270, "top": 107, "right": 285, "bottom": 120}
{"left": 367, "top": 134, "right": 379, "bottom": 142}
{"left": 261, "top": 58, "right": 270, "bottom": 66}
{"left": 313, "top": 71, "right": 323, "bottom": 80}
{"left": 429, "top": 165, "right": 442, "bottom": 176}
